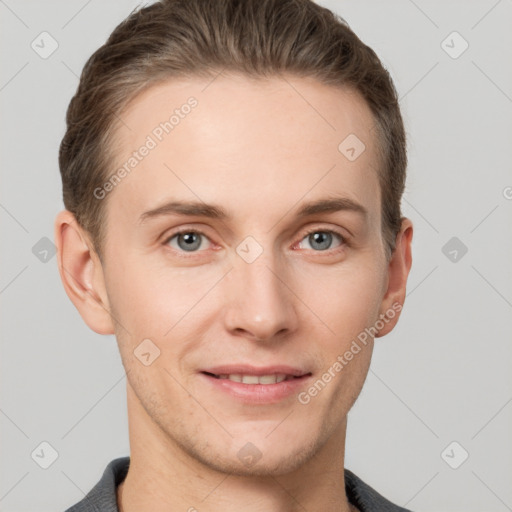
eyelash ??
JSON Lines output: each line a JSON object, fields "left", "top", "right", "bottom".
{"left": 163, "top": 226, "right": 348, "bottom": 258}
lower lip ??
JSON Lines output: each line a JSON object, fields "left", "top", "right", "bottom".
{"left": 199, "top": 372, "right": 312, "bottom": 404}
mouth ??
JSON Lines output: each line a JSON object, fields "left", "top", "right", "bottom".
{"left": 201, "top": 371, "right": 308, "bottom": 385}
{"left": 198, "top": 366, "right": 312, "bottom": 404}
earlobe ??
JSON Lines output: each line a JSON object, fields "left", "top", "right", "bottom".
{"left": 54, "top": 210, "right": 114, "bottom": 335}
{"left": 375, "top": 218, "right": 413, "bottom": 338}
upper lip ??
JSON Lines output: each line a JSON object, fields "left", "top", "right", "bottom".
{"left": 200, "top": 365, "right": 310, "bottom": 377}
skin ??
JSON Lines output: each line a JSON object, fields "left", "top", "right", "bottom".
{"left": 55, "top": 74, "right": 413, "bottom": 512}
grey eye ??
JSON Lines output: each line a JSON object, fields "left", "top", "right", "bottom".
{"left": 169, "top": 232, "right": 206, "bottom": 252}
{"left": 308, "top": 232, "right": 333, "bottom": 251}
{"left": 300, "top": 231, "right": 343, "bottom": 251}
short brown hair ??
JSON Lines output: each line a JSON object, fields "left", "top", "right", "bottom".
{"left": 59, "top": 0, "right": 406, "bottom": 260}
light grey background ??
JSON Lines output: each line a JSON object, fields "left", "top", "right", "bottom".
{"left": 1, "top": 1, "right": 511, "bottom": 511}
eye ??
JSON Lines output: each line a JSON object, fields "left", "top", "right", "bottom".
{"left": 297, "top": 229, "right": 345, "bottom": 252}
{"left": 165, "top": 230, "right": 212, "bottom": 253}
{"left": 163, "top": 227, "right": 346, "bottom": 255}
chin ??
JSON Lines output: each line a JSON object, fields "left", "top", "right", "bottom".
{"left": 185, "top": 433, "right": 322, "bottom": 478}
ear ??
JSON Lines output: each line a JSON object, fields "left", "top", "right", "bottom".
{"left": 375, "top": 217, "right": 413, "bottom": 338}
{"left": 54, "top": 210, "right": 114, "bottom": 335}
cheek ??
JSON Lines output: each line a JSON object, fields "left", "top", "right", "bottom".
{"left": 297, "top": 259, "right": 385, "bottom": 339}
{"left": 104, "top": 255, "right": 219, "bottom": 346}
{"left": 104, "top": 257, "right": 173, "bottom": 340}
{"left": 105, "top": 242, "right": 386, "bottom": 353}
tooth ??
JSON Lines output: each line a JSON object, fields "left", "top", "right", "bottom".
{"left": 259, "top": 374, "right": 277, "bottom": 384}
{"left": 242, "top": 375, "right": 259, "bottom": 384}
{"left": 224, "top": 373, "right": 292, "bottom": 384}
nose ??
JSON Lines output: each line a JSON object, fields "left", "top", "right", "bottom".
{"left": 223, "top": 247, "right": 299, "bottom": 342}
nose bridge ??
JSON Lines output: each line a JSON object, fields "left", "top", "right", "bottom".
{"left": 224, "top": 236, "right": 297, "bottom": 340}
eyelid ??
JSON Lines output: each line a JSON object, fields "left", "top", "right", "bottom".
{"left": 299, "top": 225, "right": 347, "bottom": 242}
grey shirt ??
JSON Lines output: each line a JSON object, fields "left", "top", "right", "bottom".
{"left": 64, "top": 456, "right": 412, "bottom": 512}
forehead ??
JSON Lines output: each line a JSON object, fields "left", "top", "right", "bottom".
{"left": 106, "top": 74, "right": 381, "bottom": 229}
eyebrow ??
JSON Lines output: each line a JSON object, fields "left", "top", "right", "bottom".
{"left": 139, "top": 196, "right": 367, "bottom": 224}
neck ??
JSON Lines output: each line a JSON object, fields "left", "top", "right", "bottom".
{"left": 117, "top": 383, "right": 356, "bottom": 512}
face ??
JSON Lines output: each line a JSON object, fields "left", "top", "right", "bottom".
{"left": 69, "top": 74, "right": 409, "bottom": 476}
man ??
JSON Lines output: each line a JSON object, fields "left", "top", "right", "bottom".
{"left": 56, "top": 0, "right": 413, "bottom": 510}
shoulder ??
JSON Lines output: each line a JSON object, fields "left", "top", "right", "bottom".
{"left": 345, "top": 469, "right": 413, "bottom": 512}
{"left": 63, "top": 456, "right": 130, "bottom": 512}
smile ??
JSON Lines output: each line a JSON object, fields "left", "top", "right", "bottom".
{"left": 199, "top": 367, "right": 312, "bottom": 404}
{"left": 202, "top": 372, "right": 302, "bottom": 385}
